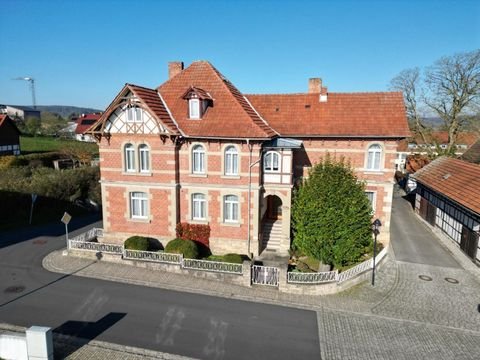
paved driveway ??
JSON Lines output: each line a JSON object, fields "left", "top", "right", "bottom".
{"left": 390, "top": 189, "right": 460, "bottom": 267}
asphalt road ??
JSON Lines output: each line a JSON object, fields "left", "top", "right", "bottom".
{"left": 390, "top": 190, "right": 460, "bottom": 268}
{"left": 0, "top": 216, "right": 320, "bottom": 360}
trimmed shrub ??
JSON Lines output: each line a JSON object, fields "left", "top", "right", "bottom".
{"left": 124, "top": 236, "right": 150, "bottom": 251}
{"left": 222, "top": 253, "right": 243, "bottom": 264}
{"left": 176, "top": 222, "right": 210, "bottom": 247}
{"left": 165, "top": 238, "right": 199, "bottom": 259}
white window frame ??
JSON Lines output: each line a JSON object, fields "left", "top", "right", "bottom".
{"left": 192, "top": 193, "right": 206, "bottom": 220}
{"left": 365, "top": 191, "right": 376, "bottom": 213}
{"left": 264, "top": 151, "right": 280, "bottom": 172}
{"left": 366, "top": 144, "right": 382, "bottom": 170}
{"left": 224, "top": 146, "right": 239, "bottom": 176}
{"left": 139, "top": 144, "right": 150, "bottom": 173}
{"left": 192, "top": 145, "right": 205, "bottom": 174}
{"left": 224, "top": 195, "right": 239, "bottom": 223}
{"left": 130, "top": 192, "right": 148, "bottom": 219}
{"left": 189, "top": 99, "right": 200, "bottom": 119}
{"left": 127, "top": 106, "right": 143, "bottom": 123}
{"left": 124, "top": 143, "right": 136, "bottom": 172}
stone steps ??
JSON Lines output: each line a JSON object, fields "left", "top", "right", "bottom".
{"left": 262, "top": 221, "right": 282, "bottom": 250}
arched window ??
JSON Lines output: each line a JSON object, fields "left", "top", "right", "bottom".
{"left": 367, "top": 144, "right": 382, "bottom": 170}
{"left": 192, "top": 145, "right": 205, "bottom": 174}
{"left": 139, "top": 144, "right": 150, "bottom": 173}
{"left": 224, "top": 195, "right": 239, "bottom": 222}
{"left": 264, "top": 151, "right": 280, "bottom": 172}
{"left": 192, "top": 193, "right": 206, "bottom": 220}
{"left": 124, "top": 143, "right": 135, "bottom": 172}
{"left": 130, "top": 192, "right": 148, "bottom": 219}
{"left": 224, "top": 146, "right": 238, "bottom": 175}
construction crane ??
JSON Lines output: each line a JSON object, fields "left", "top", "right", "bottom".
{"left": 13, "top": 77, "right": 36, "bottom": 109}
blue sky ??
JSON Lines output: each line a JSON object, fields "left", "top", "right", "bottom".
{"left": 1, "top": 0, "right": 479, "bottom": 110}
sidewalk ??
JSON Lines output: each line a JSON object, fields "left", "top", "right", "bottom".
{"left": 43, "top": 249, "right": 399, "bottom": 314}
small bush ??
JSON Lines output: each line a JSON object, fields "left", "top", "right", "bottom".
{"left": 165, "top": 238, "right": 199, "bottom": 259}
{"left": 124, "top": 236, "right": 150, "bottom": 251}
{"left": 222, "top": 253, "right": 243, "bottom": 264}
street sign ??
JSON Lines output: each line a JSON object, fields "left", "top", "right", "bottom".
{"left": 61, "top": 212, "right": 72, "bottom": 225}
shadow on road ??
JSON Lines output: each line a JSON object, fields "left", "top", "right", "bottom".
{"left": 0, "top": 213, "right": 101, "bottom": 249}
{"left": 53, "top": 312, "right": 126, "bottom": 358}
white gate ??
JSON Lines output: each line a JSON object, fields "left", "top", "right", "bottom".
{"left": 252, "top": 265, "right": 279, "bottom": 287}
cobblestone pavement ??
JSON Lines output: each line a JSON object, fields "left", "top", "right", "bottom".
{"left": 42, "top": 248, "right": 480, "bottom": 359}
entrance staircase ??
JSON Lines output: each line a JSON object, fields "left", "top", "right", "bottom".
{"left": 262, "top": 220, "right": 282, "bottom": 251}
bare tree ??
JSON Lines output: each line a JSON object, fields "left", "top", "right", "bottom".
{"left": 391, "top": 49, "right": 480, "bottom": 156}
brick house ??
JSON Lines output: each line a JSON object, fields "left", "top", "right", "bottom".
{"left": 0, "top": 114, "right": 21, "bottom": 156}
{"left": 87, "top": 61, "right": 409, "bottom": 256}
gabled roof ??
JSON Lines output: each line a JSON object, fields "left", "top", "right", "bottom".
{"left": 75, "top": 113, "right": 101, "bottom": 134}
{"left": 158, "top": 61, "right": 277, "bottom": 139}
{"left": 462, "top": 139, "right": 480, "bottom": 164}
{"left": 87, "top": 84, "right": 180, "bottom": 136}
{"left": 0, "top": 114, "right": 21, "bottom": 135}
{"left": 246, "top": 92, "right": 410, "bottom": 138}
{"left": 413, "top": 157, "right": 480, "bottom": 216}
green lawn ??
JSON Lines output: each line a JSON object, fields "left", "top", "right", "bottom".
{"left": 20, "top": 136, "right": 98, "bottom": 154}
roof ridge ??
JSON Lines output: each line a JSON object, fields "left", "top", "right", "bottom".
{"left": 246, "top": 91, "right": 402, "bottom": 96}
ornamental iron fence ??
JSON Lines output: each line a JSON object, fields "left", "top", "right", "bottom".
{"left": 183, "top": 258, "right": 243, "bottom": 274}
{"left": 123, "top": 249, "right": 182, "bottom": 265}
{"left": 287, "top": 270, "right": 338, "bottom": 284}
{"left": 68, "top": 240, "right": 123, "bottom": 254}
{"left": 252, "top": 265, "right": 279, "bottom": 286}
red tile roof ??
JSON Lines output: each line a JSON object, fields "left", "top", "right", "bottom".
{"left": 413, "top": 157, "right": 480, "bottom": 215}
{"left": 246, "top": 92, "right": 410, "bottom": 138}
{"left": 158, "top": 61, "right": 277, "bottom": 139}
{"left": 75, "top": 114, "right": 101, "bottom": 134}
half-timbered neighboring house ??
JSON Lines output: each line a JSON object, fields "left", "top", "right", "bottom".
{"left": 87, "top": 61, "right": 410, "bottom": 256}
{"left": 0, "top": 114, "right": 21, "bottom": 156}
{"left": 413, "top": 157, "right": 480, "bottom": 264}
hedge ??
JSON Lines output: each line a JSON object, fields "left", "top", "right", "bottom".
{"left": 165, "top": 238, "right": 199, "bottom": 259}
{"left": 175, "top": 222, "right": 210, "bottom": 247}
{"left": 124, "top": 236, "right": 150, "bottom": 251}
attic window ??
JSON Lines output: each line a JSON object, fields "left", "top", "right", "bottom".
{"left": 182, "top": 86, "right": 213, "bottom": 120}
{"left": 189, "top": 99, "right": 200, "bottom": 119}
{"left": 127, "top": 106, "right": 142, "bottom": 123}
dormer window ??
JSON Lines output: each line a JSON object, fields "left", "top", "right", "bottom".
{"left": 189, "top": 98, "right": 200, "bottom": 119}
{"left": 182, "top": 86, "right": 213, "bottom": 120}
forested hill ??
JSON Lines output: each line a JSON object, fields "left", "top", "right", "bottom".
{"left": 34, "top": 105, "right": 102, "bottom": 118}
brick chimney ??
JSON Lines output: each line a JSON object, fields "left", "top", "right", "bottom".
{"left": 308, "top": 78, "right": 322, "bottom": 93}
{"left": 168, "top": 61, "right": 184, "bottom": 79}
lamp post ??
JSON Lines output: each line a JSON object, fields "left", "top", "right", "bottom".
{"left": 371, "top": 218, "right": 381, "bottom": 286}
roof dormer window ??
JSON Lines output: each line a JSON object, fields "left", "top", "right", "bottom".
{"left": 189, "top": 98, "right": 200, "bottom": 119}
{"left": 183, "top": 86, "right": 213, "bottom": 120}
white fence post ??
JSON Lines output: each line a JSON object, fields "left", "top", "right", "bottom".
{"left": 26, "top": 326, "right": 53, "bottom": 360}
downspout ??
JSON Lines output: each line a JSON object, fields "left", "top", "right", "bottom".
{"left": 247, "top": 139, "right": 262, "bottom": 257}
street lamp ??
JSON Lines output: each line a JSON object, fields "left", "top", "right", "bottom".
{"left": 371, "top": 218, "right": 381, "bottom": 286}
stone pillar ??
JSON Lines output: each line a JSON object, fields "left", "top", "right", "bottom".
{"left": 242, "top": 260, "right": 252, "bottom": 287}
{"left": 277, "top": 263, "right": 289, "bottom": 293}
{"left": 26, "top": 326, "right": 53, "bottom": 360}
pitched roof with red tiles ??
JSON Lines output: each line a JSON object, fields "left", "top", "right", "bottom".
{"left": 158, "top": 61, "right": 277, "bottom": 139}
{"left": 413, "top": 157, "right": 480, "bottom": 215}
{"left": 0, "top": 114, "right": 21, "bottom": 135}
{"left": 245, "top": 92, "right": 410, "bottom": 138}
{"left": 75, "top": 114, "right": 101, "bottom": 134}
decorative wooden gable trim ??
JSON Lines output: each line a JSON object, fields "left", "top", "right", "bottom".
{"left": 86, "top": 84, "right": 180, "bottom": 142}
